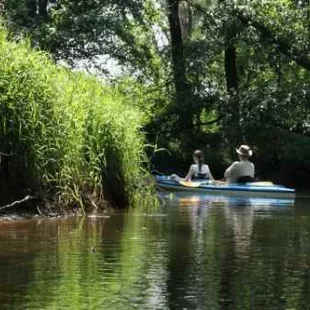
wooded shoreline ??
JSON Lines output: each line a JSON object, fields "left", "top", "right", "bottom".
{"left": 1, "top": 1, "right": 310, "bottom": 212}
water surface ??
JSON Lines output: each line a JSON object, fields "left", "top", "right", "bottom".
{"left": 0, "top": 193, "right": 309, "bottom": 309}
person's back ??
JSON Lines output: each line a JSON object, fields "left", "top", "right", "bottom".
{"left": 224, "top": 145, "right": 255, "bottom": 184}
{"left": 170, "top": 149, "right": 214, "bottom": 182}
{"left": 185, "top": 150, "right": 214, "bottom": 181}
{"left": 190, "top": 163, "right": 211, "bottom": 180}
{"left": 224, "top": 160, "right": 254, "bottom": 184}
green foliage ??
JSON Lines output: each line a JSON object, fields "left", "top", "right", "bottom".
{"left": 5, "top": 0, "right": 167, "bottom": 80}
{"left": 0, "top": 26, "right": 152, "bottom": 209}
{"left": 4, "top": 0, "right": 310, "bottom": 185}
{"left": 111, "top": 75, "right": 173, "bottom": 123}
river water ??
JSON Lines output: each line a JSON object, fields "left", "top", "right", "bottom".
{"left": 0, "top": 192, "right": 309, "bottom": 310}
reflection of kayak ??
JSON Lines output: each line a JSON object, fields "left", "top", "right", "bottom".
{"left": 156, "top": 175, "right": 295, "bottom": 199}
{"left": 163, "top": 192, "right": 295, "bottom": 207}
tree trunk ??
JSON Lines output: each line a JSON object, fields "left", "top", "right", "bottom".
{"left": 224, "top": 42, "right": 242, "bottom": 144}
{"left": 25, "top": 0, "right": 37, "bottom": 18}
{"left": 167, "top": 0, "right": 194, "bottom": 149}
{"left": 224, "top": 45, "right": 238, "bottom": 92}
{"left": 38, "top": 0, "right": 48, "bottom": 19}
{"left": 179, "top": 2, "right": 193, "bottom": 40}
{"left": 167, "top": 0, "right": 187, "bottom": 102}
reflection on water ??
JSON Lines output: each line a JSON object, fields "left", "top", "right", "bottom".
{"left": 0, "top": 193, "right": 309, "bottom": 310}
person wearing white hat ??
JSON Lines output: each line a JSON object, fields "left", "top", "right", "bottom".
{"left": 224, "top": 145, "right": 255, "bottom": 184}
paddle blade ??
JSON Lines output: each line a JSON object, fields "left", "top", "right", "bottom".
{"left": 250, "top": 181, "right": 274, "bottom": 186}
{"left": 178, "top": 180, "right": 203, "bottom": 187}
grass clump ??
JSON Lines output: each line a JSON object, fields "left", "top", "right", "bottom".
{"left": 0, "top": 26, "right": 153, "bottom": 212}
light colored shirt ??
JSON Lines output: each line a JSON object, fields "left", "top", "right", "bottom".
{"left": 186, "top": 164, "right": 213, "bottom": 181}
{"left": 224, "top": 160, "right": 254, "bottom": 184}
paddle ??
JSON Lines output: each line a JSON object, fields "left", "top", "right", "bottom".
{"left": 249, "top": 181, "right": 274, "bottom": 186}
{"left": 178, "top": 180, "right": 204, "bottom": 187}
{"left": 178, "top": 180, "right": 225, "bottom": 187}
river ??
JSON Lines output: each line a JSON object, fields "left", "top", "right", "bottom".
{"left": 0, "top": 192, "right": 309, "bottom": 309}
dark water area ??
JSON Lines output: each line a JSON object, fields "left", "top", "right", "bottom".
{"left": 0, "top": 192, "right": 310, "bottom": 310}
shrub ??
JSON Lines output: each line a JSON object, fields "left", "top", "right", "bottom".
{"left": 0, "top": 26, "right": 151, "bottom": 210}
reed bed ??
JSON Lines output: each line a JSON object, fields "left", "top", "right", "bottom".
{"left": 0, "top": 27, "right": 153, "bottom": 211}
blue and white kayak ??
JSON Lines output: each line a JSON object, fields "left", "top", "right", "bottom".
{"left": 155, "top": 175, "right": 295, "bottom": 199}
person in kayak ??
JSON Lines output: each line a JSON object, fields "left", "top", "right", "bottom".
{"left": 224, "top": 144, "right": 255, "bottom": 184}
{"left": 185, "top": 150, "right": 214, "bottom": 181}
{"left": 171, "top": 150, "right": 214, "bottom": 182}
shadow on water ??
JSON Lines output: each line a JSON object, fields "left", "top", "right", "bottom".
{"left": 0, "top": 192, "right": 310, "bottom": 310}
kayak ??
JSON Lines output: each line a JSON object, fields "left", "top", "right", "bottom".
{"left": 155, "top": 175, "right": 295, "bottom": 199}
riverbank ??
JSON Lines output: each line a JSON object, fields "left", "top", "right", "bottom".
{"left": 0, "top": 193, "right": 113, "bottom": 219}
{"left": 0, "top": 26, "right": 154, "bottom": 212}
{"left": 0, "top": 174, "right": 156, "bottom": 218}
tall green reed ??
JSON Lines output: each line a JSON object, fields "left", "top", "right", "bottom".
{"left": 0, "top": 26, "right": 153, "bottom": 210}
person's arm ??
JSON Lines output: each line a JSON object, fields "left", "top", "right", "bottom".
{"left": 224, "top": 162, "right": 237, "bottom": 179}
{"left": 170, "top": 173, "right": 182, "bottom": 181}
{"left": 184, "top": 165, "right": 195, "bottom": 181}
{"left": 251, "top": 162, "right": 255, "bottom": 177}
{"left": 207, "top": 165, "right": 214, "bottom": 180}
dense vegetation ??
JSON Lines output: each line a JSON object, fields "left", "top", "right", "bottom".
{"left": 0, "top": 26, "right": 152, "bottom": 211}
{"left": 1, "top": 0, "right": 310, "bottom": 209}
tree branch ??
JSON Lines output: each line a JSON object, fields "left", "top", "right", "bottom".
{"left": 236, "top": 11, "right": 310, "bottom": 71}
{"left": 0, "top": 195, "right": 34, "bottom": 211}
{"left": 145, "top": 115, "right": 223, "bottom": 135}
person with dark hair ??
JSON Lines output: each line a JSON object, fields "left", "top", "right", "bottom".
{"left": 224, "top": 145, "right": 255, "bottom": 184}
{"left": 184, "top": 150, "right": 214, "bottom": 181}
{"left": 171, "top": 150, "right": 214, "bottom": 182}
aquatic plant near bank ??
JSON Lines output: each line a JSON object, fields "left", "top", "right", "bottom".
{"left": 0, "top": 27, "right": 152, "bottom": 211}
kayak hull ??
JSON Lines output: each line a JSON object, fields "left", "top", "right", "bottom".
{"left": 156, "top": 176, "right": 295, "bottom": 199}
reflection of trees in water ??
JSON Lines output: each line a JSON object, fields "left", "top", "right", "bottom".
{"left": 108, "top": 207, "right": 169, "bottom": 310}
{"left": 0, "top": 219, "right": 70, "bottom": 308}
{"left": 167, "top": 195, "right": 310, "bottom": 310}
{"left": 1, "top": 198, "right": 310, "bottom": 309}
{"left": 220, "top": 199, "right": 255, "bottom": 309}
{"left": 166, "top": 203, "right": 196, "bottom": 309}
{"left": 166, "top": 196, "right": 263, "bottom": 309}
{"left": 166, "top": 197, "right": 223, "bottom": 309}
{"left": 0, "top": 217, "right": 111, "bottom": 309}
{"left": 223, "top": 199, "right": 254, "bottom": 259}
{"left": 220, "top": 199, "right": 310, "bottom": 310}
{"left": 0, "top": 210, "right": 171, "bottom": 310}
{"left": 246, "top": 214, "right": 310, "bottom": 309}
{"left": 0, "top": 220, "right": 38, "bottom": 308}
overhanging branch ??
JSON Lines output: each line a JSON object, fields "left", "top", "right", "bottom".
{"left": 145, "top": 115, "right": 223, "bottom": 135}
{"left": 236, "top": 11, "right": 310, "bottom": 71}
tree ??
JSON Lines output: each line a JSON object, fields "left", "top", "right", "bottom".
{"left": 4, "top": 0, "right": 310, "bottom": 183}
